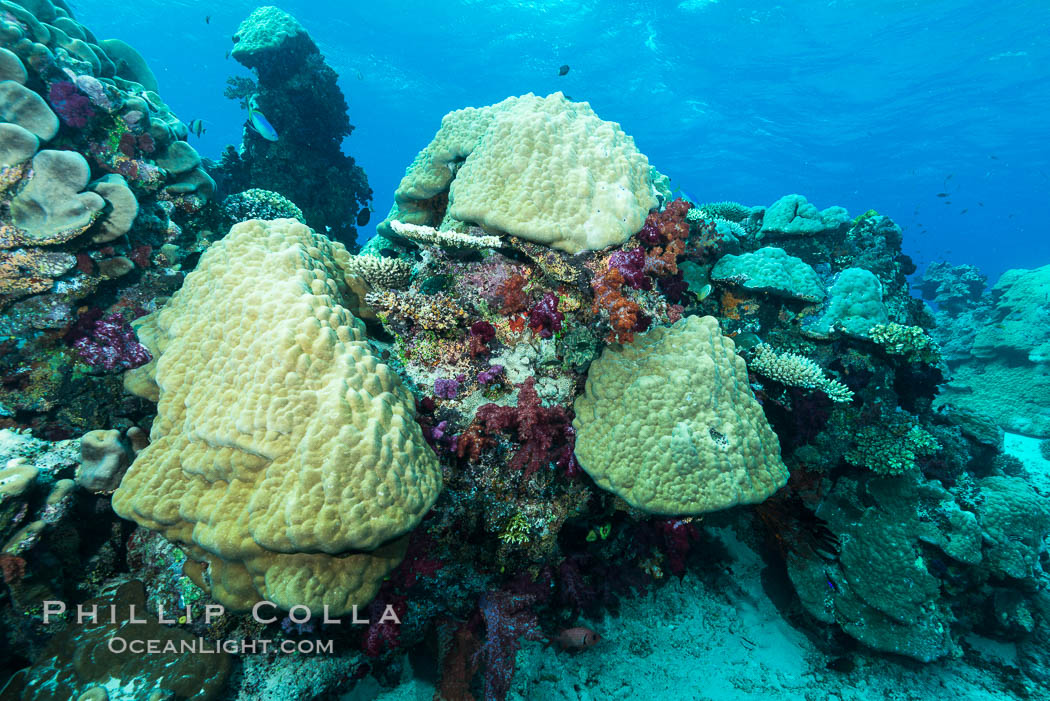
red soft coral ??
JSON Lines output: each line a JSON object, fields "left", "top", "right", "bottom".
{"left": 475, "top": 377, "right": 573, "bottom": 479}
{"left": 640, "top": 198, "right": 692, "bottom": 277}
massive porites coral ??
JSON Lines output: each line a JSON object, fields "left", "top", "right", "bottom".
{"left": 215, "top": 6, "right": 371, "bottom": 248}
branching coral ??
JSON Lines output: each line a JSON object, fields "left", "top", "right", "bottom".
{"left": 869, "top": 322, "right": 942, "bottom": 364}
{"left": 390, "top": 219, "right": 501, "bottom": 250}
{"left": 846, "top": 417, "right": 941, "bottom": 475}
{"left": 748, "top": 344, "right": 853, "bottom": 404}
{"left": 343, "top": 254, "right": 414, "bottom": 290}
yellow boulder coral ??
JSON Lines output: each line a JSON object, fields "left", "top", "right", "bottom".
{"left": 573, "top": 315, "right": 787, "bottom": 515}
{"left": 382, "top": 92, "right": 658, "bottom": 254}
{"left": 113, "top": 218, "right": 441, "bottom": 614}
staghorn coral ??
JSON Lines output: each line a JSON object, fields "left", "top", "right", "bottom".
{"left": 342, "top": 253, "right": 414, "bottom": 289}
{"left": 748, "top": 344, "right": 853, "bottom": 404}
{"left": 696, "top": 200, "right": 751, "bottom": 223}
{"left": 222, "top": 187, "right": 304, "bottom": 223}
{"left": 869, "top": 322, "right": 942, "bottom": 364}
{"left": 846, "top": 416, "right": 940, "bottom": 475}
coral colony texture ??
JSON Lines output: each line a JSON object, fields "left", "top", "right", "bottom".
{"left": 0, "top": 2, "right": 1049, "bottom": 701}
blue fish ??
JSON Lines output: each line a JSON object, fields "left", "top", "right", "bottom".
{"left": 248, "top": 96, "right": 278, "bottom": 141}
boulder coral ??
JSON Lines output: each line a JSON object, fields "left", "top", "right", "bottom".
{"left": 573, "top": 315, "right": 788, "bottom": 514}
{"left": 113, "top": 219, "right": 442, "bottom": 614}
{"left": 380, "top": 92, "right": 660, "bottom": 254}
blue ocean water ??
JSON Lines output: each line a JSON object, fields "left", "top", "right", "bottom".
{"left": 71, "top": 0, "right": 1050, "bottom": 281}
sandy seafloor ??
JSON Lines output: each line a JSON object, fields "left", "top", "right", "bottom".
{"left": 332, "top": 435, "right": 1050, "bottom": 701}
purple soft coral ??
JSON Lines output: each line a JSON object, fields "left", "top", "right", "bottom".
{"left": 48, "top": 81, "right": 95, "bottom": 128}
{"left": 478, "top": 364, "right": 504, "bottom": 386}
{"left": 71, "top": 312, "right": 151, "bottom": 371}
{"left": 434, "top": 377, "right": 461, "bottom": 399}
{"left": 527, "top": 292, "right": 564, "bottom": 339}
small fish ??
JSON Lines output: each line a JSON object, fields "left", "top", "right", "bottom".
{"left": 944, "top": 200, "right": 951, "bottom": 205}
{"left": 188, "top": 119, "right": 206, "bottom": 137}
{"left": 978, "top": 202, "right": 984, "bottom": 206}
{"left": 225, "top": 49, "right": 231, "bottom": 60}
{"left": 936, "top": 193, "right": 949, "bottom": 197}
{"left": 248, "top": 96, "right": 278, "bottom": 141}
{"left": 564, "top": 94, "right": 574, "bottom": 101}
{"left": 357, "top": 70, "right": 364, "bottom": 80}
{"left": 921, "top": 230, "right": 927, "bottom": 234}
{"left": 960, "top": 209, "right": 968, "bottom": 214}
{"left": 205, "top": 15, "right": 210, "bottom": 24}
{"left": 553, "top": 627, "right": 600, "bottom": 650}
{"left": 356, "top": 207, "right": 371, "bottom": 227}
{"left": 990, "top": 155, "right": 999, "bottom": 160}
{"left": 558, "top": 64, "right": 570, "bottom": 76}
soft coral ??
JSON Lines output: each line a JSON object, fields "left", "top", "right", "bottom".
{"left": 474, "top": 377, "right": 574, "bottom": 479}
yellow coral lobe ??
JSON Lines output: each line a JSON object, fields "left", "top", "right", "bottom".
{"left": 572, "top": 315, "right": 787, "bottom": 515}
{"left": 113, "top": 218, "right": 441, "bottom": 615}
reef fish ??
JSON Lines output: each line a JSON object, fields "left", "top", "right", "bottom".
{"left": 356, "top": 207, "right": 371, "bottom": 227}
{"left": 553, "top": 627, "right": 601, "bottom": 650}
{"left": 936, "top": 192, "right": 949, "bottom": 197}
{"left": 188, "top": 119, "right": 206, "bottom": 137}
{"left": 559, "top": 64, "right": 570, "bottom": 76}
{"left": 248, "top": 96, "right": 279, "bottom": 141}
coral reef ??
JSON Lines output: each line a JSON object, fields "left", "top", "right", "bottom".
{"left": 924, "top": 262, "right": 1050, "bottom": 436}
{"left": 215, "top": 6, "right": 371, "bottom": 248}
{"left": 1, "top": 46, "right": 1048, "bottom": 700}
{"left": 0, "top": 0, "right": 215, "bottom": 440}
